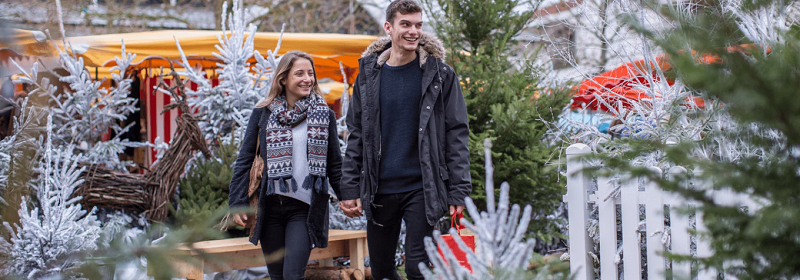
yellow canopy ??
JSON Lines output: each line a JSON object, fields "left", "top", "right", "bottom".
{"left": 61, "top": 30, "right": 376, "bottom": 82}
{"left": 0, "top": 28, "right": 57, "bottom": 60}
{"left": 319, "top": 80, "right": 350, "bottom": 104}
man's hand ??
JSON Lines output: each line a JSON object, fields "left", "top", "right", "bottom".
{"left": 340, "top": 199, "right": 363, "bottom": 218}
{"left": 449, "top": 205, "right": 464, "bottom": 215}
{"left": 232, "top": 212, "right": 249, "bottom": 227}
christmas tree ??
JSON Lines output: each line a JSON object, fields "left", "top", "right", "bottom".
{"left": 9, "top": 4, "right": 144, "bottom": 172}
{"left": 421, "top": 0, "right": 572, "bottom": 239}
{"left": 173, "top": 0, "right": 282, "bottom": 144}
{"left": 1, "top": 114, "right": 102, "bottom": 278}
{"left": 649, "top": 1, "right": 800, "bottom": 277}
{"left": 421, "top": 139, "right": 568, "bottom": 280}
{"left": 171, "top": 138, "right": 238, "bottom": 235}
{"left": 575, "top": 0, "right": 800, "bottom": 278}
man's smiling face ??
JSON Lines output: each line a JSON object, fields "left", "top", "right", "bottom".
{"left": 385, "top": 12, "right": 423, "bottom": 53}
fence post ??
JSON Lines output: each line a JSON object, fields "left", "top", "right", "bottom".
{"left": 644, "top": 167, "right": 665, "bottom": 279}
{"left": 621, "top": 174, "right": 641, "bottom": 280}
{"left": 566, "top": 143, "right": 593, "bottom": 280}
{"left": 597, "top": 175, "right": 618, "bottom": 280}
{"left": 668, "top": 166, "right": 691, "bottom": 279}
{"left": 692, "top": 169, "right": 717, "bottom": 280}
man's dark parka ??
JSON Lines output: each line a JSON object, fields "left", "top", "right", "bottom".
{"left": 339, "top": 32, "right": 472, "bottom": 226}
{"left": 229, "top": 106, "right": 343, "bottom": 248}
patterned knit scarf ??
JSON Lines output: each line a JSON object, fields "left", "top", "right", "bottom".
{"left": 265, "top": 93, "right": 330, "bottom": 194}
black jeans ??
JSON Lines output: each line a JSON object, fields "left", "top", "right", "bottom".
{"left": 260, "top": 195, "right": 312, "bottom": 280}
{"left": 368, "top": 188, "right": 434, "bottom": 280}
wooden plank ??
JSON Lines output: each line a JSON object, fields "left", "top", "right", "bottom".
{"left": 690, "top": 174, "right": 716, "bottom": 280}
{"left": 695, "top": 207, "right": 716, "bottom": 280}
{"left": 172, "top": 230, "right": 366, "bottom": 254}
{"left": 668, "top": 166, "right": 691, "bottom": 279}
{"left": 206, "top": 249, "right": 267, "bottom": 272}
{"left": 151, "top": 230, "right": 366, "bottom": 278}
{"left": 644, "top": 167, "right": 665, "bottom": 280}
{"left": 597, "top": 176, "right": 618, "bottom": 280}
{"left": 173, "top": 238, "right": 255, "bottom": 254}
{"left": 309, "top": 240, "right": 348, "bottom": 260}
{"left": 349, "top": 238, "right": 367, "bottom": 271}
{"left": 163, "top": 240, "right": 348, "bottom": 277}
{"left": 565, "top": 143, "right": 594, "bottom": 280}
{"left": 621, "top": 176, "right": 641, "bottom": 280}
{"left": 155, "top": 253, "right": 205, "bottom": 280}
{"left": 328, "top": 230, "right": 368, "bottom": 241}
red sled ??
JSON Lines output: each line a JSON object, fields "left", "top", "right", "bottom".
{"left": 437, "top": 212, "right": 476, "bottom": 272}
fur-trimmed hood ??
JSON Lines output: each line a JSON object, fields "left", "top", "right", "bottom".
{"left": 361, "top": 31, "right": 446, "bottom": 67}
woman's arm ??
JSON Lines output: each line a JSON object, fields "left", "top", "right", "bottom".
{"left": 228, "top": 107, "right": 263, "bottom": 209}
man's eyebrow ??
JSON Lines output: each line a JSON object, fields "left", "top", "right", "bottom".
{"left": 399, "top": 19, "right": 424, "bottom": 25}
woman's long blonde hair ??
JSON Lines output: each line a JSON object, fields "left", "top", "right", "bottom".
{"left": 255, "top": 51, "right": 323, "bottom": 108}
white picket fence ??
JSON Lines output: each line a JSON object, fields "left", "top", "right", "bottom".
{"left": 564, "top": 143, "right": 761, "bottom": 280}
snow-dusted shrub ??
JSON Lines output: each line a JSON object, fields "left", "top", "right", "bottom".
{"left": 10, "top": 7, "right": 145, "bottom": 171}
{"left": 1, "top": 114, "right": 102, "bottom": 278}
{"left": 538, "top": 0, "right": 798, "bottom": 277}
{"left": 420, "top": 139, "right": 568, "bottom": 280}
{"left": 0, "top": 99, "right": 44, "bottom": 198}
{"left": 172, "top": 0, "right": 282, "bottom": 144}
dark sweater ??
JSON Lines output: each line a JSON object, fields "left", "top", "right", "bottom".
{"left": 378, "top": 56, "right": 423, "bottom": 194}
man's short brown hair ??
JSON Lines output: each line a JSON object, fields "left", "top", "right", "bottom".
{"left": 385, "top": 0, "right": 422, "bottom": 24}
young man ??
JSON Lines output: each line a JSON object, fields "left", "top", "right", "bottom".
{"left": 338, "top": 0, "right": 472, "bottom": 279}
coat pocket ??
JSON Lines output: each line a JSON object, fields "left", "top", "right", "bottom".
{"left": 438, "top": 165, "right": 450, "bottom": 213}
{"left": 439, "top": 165, "right": 450, "bottom": 186}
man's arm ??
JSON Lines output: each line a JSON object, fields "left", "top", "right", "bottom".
{"left": 340, "top": 75, "right": 364, "bottom": 201}
{"left": 443, "top": 68, "right": 472, "bottom": 208}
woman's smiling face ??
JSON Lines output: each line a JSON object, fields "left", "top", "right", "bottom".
{"left": 282, "top": 58, "right": 315, "bottom": 100}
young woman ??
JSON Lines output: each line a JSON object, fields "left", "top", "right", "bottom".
{"left": 228, "top": 51, "right": 343, "bottom": 280}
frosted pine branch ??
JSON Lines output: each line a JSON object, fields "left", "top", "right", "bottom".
{"left": 175, "top": 0, "right": 281, "bottom": 142}
{"left": 2, "top": 113, "right": 102, "bottom": 278}
{"left": 10, "top": 11, "right": 141, "bottom": 170}
{"left": 420, "top": 139, "right": 565, "bottom": 279}
{"left": 0, "top": 99, "right": 44, "bottom": 197}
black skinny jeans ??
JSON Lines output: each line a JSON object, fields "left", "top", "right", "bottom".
{"left": 259, "top": 195, "right": 312, "bottom": 280}
{"left": 367, "top": 188, "right": 434, "bottom": 280}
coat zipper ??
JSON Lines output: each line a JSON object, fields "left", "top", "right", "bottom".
{"left": 372, "top": 62, "right": 382, "bottom": 207}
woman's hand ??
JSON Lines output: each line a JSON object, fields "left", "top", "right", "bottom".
{"left": 233, "top": 212, "right": 250, "bottom": 227}
{"left": 339, "top": 199, "right": 362, "bottom": 218}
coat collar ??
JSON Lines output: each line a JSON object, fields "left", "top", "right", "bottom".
{"left": 361, "top": 31, "right": 446, "bottom": 68}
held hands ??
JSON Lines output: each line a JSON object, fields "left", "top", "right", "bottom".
{"left": 339, "top": 199, "right": 363, "bottom": 218}
{"left": 337, "top": 201, "right": 462, "bottom": 218}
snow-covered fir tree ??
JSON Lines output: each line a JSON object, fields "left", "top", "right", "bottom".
{"left": 546, "top": 0, "right": 790, "bottom": 171}
{"left": 420, "top": 139, "right": 567, "bottom": 280}
{"left": 539, "top": 0, "right": 799, "bottom": 276}
{"left": 11, "top": 6, "right": 144, "bottom": 171}
{"left": 172, "top": 0, "right": 283, "bottom": 143}
{"left": 0, "top": 99, "right": 44, "bottom": 198}
{"left": 1, "top": 113, "right": 102, "bottom": 279}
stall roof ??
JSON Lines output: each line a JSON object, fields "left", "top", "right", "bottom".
{"left": 0, "top": 28, "right": 55, "bottom": 61}
{"left": 62, "top": 30, "right": 377, "bottom": 82}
